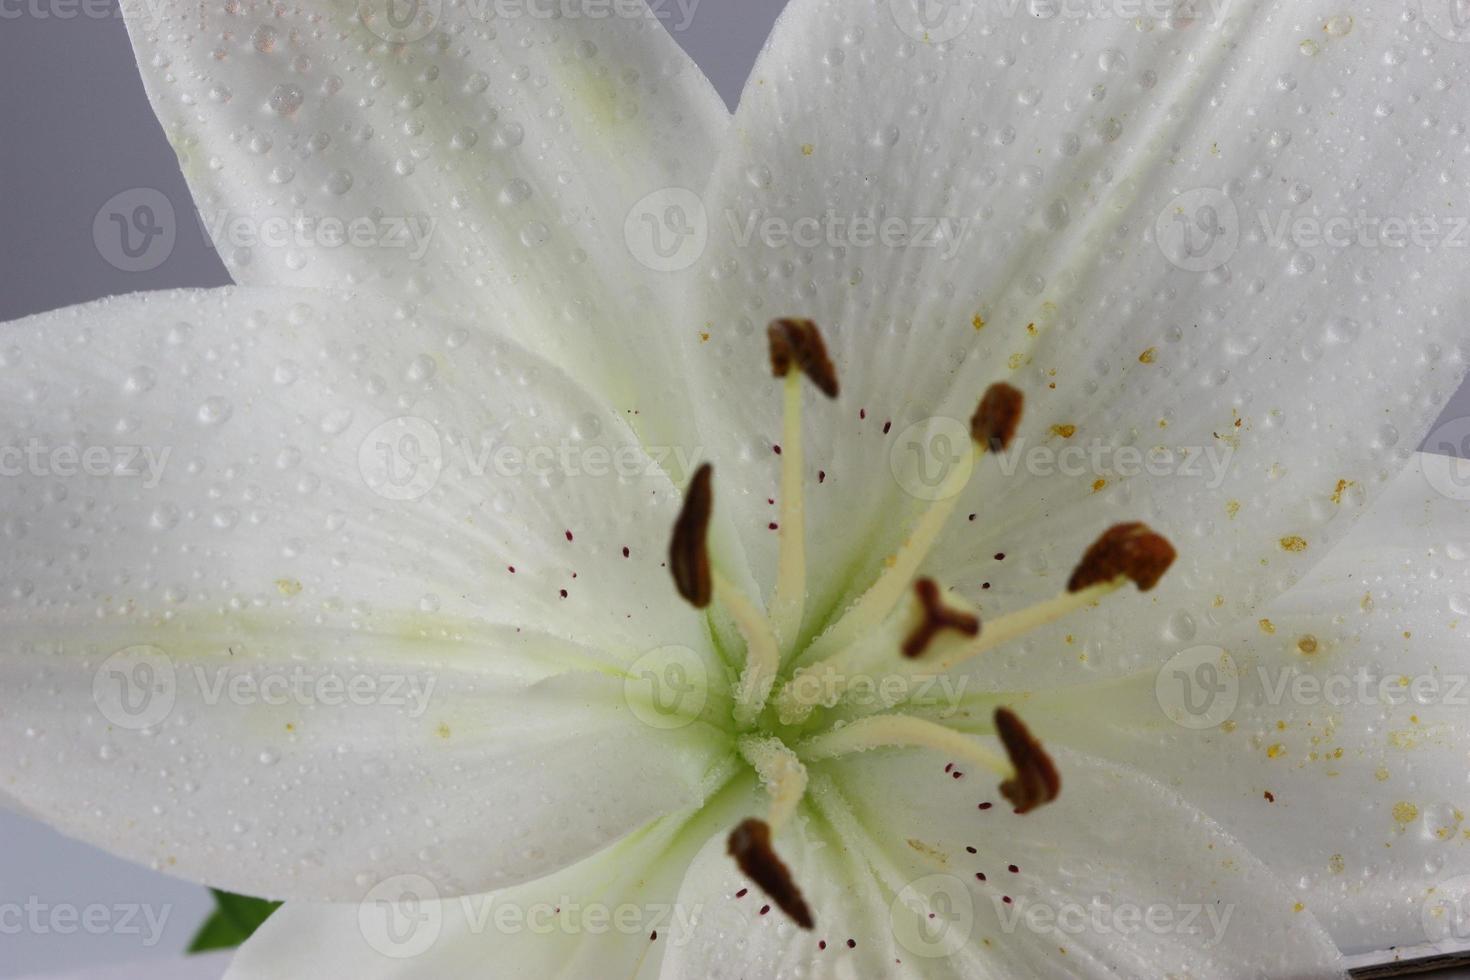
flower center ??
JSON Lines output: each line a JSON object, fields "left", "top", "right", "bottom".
{"left": 665, "top": 319, "right": 1176, "bottom": 930}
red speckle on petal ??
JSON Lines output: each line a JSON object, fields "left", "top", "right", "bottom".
{"left": 978, "top": 802, "right": 993, "bottom": 811}
{"left": 622, "top": 547, "right": 630, "bottom": 558}
{"left": 760, "top": 905, "right": 771, "bottom": 916}
{"left": 1008, "top": 864, "right": 1019, "bottom": 874}
{"left": 559, "top": 589, "right": 568, "bottom": 599}
{"left": 1002, "top": 896, "right": 1012, "bottom": 905}
{"left": 735, "top": 888, "right": 748, "bottom": 899}
{"left": 507, "top": 566, "right": 516, "bottom": 574}
{"left": 860, "top": 409, "right": 867, "bottom": 420}
{"left": 847, "top": 939, "right": 857, "bottom": 949}
{"left": 769, "top": 522, "right": 779, "bottom": 530}
{"left": 565, "top": 530, "right": 574, "bottom": 542}
{"left": 774, "top": 444, "right": 782, "bottom": 455}
{"left": 883, "top": 421, "right": 892, "bottom": 434}
{"left": 975, "top": 872, "right": 986, "bottom": 881}
{"left": 818, "top": 470, "right": 826, "bottom": 483}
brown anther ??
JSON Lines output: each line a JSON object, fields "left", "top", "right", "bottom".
{"left": 902, "top": 578, "right": 980, "bottom": 658}
{"left": 994, "top": 708, "right": 1060, "bottom": 814}
{"left": 1066, "top": 522, "right": 1177, "bottom": 593}
{"left": 768, "top": 319, "right": 839, "bottom": 398}
{"left": 728, "top": 818, "right": 814, "bottom": 929}
{"left": 971, "top": 383, "right": 1024, "bottom": 452}
{"left": 669, "top": 464, "right": 714, "bottom": 608}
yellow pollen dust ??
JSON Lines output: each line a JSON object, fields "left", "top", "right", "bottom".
{"left": 1280, "top": 535, "right": 1309, "bottom": 552}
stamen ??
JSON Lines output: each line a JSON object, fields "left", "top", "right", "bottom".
{"left": 902, "top": 578, "right": 980, "bottom": 658}
{"left": 796, "top": 714, "right": 1012, "bottom": 779}
{"left": 970, "top": 382, "right": 1024, "bottom": 453}
{"left": 767, "top": 318, "right": 839, "bottom": 398}
{"left": 717, "top": 572, "right": 782, "bottom": 730}
{"left": 1067, "top": 522, "right": 1177, "bottom": 593}
{"left": 728, "top": 818, "right": 815, "bottom": 930}
{"left": 912, "top": 523, "right": 1178, "bottom": 676}
{"left": 669, "top": 463, "right": 714, "bottom": 608}
{"left": 994, "top": 708, "right": 1060, "bottom": 814}
{"left": 772, "top": 374, "right": 809, "bottom": 650}
{"left": 782, "top": 383, "right": 1024, "bottom": 685}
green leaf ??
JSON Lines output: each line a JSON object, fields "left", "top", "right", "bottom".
{"left": 187, "top": 890, "right": 282, "bottom": 954}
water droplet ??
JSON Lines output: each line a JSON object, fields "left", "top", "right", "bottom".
{"left": 268, "top": 83, "right": 304, "bottom": 116}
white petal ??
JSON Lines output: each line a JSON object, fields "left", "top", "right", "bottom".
{"left": 0, "top": 287, "right": 730, "bottom": 899}
{"left": 1009, "top": 452, "right": 1470, "bottom": 952}
{"left": 121, "top": 1, "right": 727, "bottom": 424}
{"left": 224, "top": 789, "right": 746, "bottom": 979}
{"left": 680, "top": 0, "right": 1469, "bottom": 667}
{"left": 757, "top": 749, "right": 1344, "bottom": 978}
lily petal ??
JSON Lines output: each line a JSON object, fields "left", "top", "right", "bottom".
{"left": 680, "top": 0, "right": 1470, "bottom": 664}
{"left": 0, "top": 286, "right": 729, "bottom": 899}
{"left": 121, "top": 1, "right": 727, "bottom": 427}
{"left": 1006, "top": 452, "right": 1470, "bottom": 952}
{"left": 776, "top": 748, "right": 1347, "bottom": 978}
{"left": 221, "top": 782, "right": 751, "bottom": 978}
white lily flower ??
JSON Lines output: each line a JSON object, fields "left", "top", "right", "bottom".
{"left": 4, "top": 0, "right": 1470, "bottom": 976}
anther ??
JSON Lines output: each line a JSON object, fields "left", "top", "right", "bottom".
{"left": 670, "top": 463, "right": 714, "bottom": 608}
{"left": 768, "top": 319, "right": 839, "bottom": 398}
{"left": 902, "top": 578, "right": 980, "bottom": 658}
{"left": 1067, "top": 522, "right": 1177, "bottom": 594}
{"left": 994, "top": 708, "right": 1060, "bottom": 814}
{"left": 971, "top": 382, "right": 1024, "bottom": 452}
{"left": 728, "top": 818, "right": 814, "bottom": 929}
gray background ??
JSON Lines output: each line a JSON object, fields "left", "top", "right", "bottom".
{"left": 0, "top": 2, "right": 1465, "bottom": 976}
